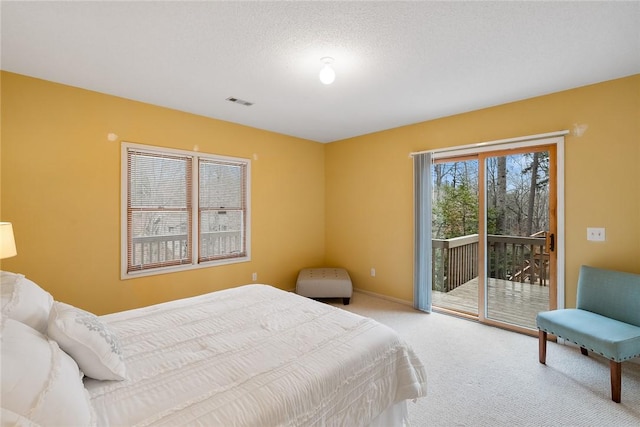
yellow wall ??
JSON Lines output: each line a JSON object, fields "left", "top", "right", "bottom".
{"left": 2, "top": 72, "right": 638, "bottom": 314}
{"left": 0, "top": 72, "right": 326, "bottom": 314}
{"left": 325, "top": 75, "right": 640, "bottom": 308}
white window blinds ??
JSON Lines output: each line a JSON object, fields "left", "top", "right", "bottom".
{"left": 198, "top": 159, "right": 247, "bottom": 262}
{"left": 123, "top": 143, "right": 250, "bottom": 278}
{"left": 127, "top": 150, "right": 192, "bottom": 272}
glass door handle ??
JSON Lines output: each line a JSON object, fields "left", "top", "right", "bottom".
{"left": 547, "top": 233, "right": 555, "bottom": 252}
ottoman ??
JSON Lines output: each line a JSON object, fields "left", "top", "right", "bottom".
{"left": 296, "top": 268, "right": 353, "bottom": 305}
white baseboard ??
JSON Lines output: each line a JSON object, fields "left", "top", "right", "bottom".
{"left": 352, "top": 287, "right": 413, "bottom": 307}
{"left": 290, "top": 286, "right": 414, "bottom": 307}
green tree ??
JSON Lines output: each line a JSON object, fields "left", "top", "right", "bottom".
{"left": 434, "top": 182, "right": 478, "bottom": 239}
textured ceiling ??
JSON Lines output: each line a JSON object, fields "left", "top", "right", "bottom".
{"left": 2, "top": 1, "right": 639, "bottom": 143}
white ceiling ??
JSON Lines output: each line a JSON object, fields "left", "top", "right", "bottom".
{"left": 2, "top": 1, "right": 639, "bottom": 143}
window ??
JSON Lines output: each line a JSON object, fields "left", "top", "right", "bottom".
{"left": 122, "top": 143, "right": 250, "bottom": 278}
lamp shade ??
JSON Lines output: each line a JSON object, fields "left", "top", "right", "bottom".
{"left": 0, "top": 222, "right": 17, "bottom": 259}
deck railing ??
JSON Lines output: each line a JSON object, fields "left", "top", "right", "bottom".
{"left": 131, "top": 230, "right": 242, "bottom": 267}
{"left": 200, "top": 230, "right": 243, "bottom": 258}
{"left": 132, "top": 231, "right": 546, "bottom": 289}
{"left": 432, "top": 233, "right": 548, "bottom": 292}
{"left": 130, "top": 233, "right": 189, "bottom": 267}
{"left": 432, "top": 234, "right": 479, "bottom": 293}
{"left": 487, "top": 234, "right": 548, "bottom": 286}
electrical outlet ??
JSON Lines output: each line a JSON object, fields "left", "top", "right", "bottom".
{"left": 587, "top": 227, "right": 605, "bottom": 242}
{"left": 370, "top": 268, "right": 376, "bottom": 277}
{"left": 252, "top": 272, "right": 258, "bottom": 281}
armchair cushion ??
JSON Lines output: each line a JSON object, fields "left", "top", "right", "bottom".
{"left": 537, "top": 308, "right": 640, "bottom": 362}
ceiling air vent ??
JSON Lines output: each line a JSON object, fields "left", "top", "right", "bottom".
{"left": 226, "top": 97, "right": 254, "bottom": 106}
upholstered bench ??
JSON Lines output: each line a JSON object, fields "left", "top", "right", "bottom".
{"left": 296, "top": 268, "right": 353, "bottom": 305}
{"left": 536, "top": 265, "right": 640, "bottom": 403}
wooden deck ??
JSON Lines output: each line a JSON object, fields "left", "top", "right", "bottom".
{"left": 432, "top": 277, "right": 549, "bottom": 329}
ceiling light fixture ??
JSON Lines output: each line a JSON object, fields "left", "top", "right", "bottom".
{"left": 319, "top": 57, "right": 335, "bottom": 85}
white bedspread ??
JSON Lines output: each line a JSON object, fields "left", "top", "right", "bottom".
{"left": 86, "top": 285, "right": 427, "bottom": 426}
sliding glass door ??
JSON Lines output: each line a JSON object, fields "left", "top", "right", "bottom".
{"left": 431, "top": 157, "right": 480, "bottom": 316}
{"left": 429, "top": 143, "right": 558, "bottom": 333}
{"left": 480, "top": 146, "right": 556, "bottom": 330}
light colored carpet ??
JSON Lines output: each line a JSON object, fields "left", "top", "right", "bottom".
{"left": 330, "top": 291, "right": 640, "bottom": 427}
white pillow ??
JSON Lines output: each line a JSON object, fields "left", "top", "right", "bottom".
{"left": 47, "top": 301, "right": 127, "bottom": 381}
{"left": 1, "top": 318, "right": 96, "bottom": 426}
{"left": 0, "top": 271, "right": 53, "bottom": 333}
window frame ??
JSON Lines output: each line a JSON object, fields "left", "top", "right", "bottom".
{"left": 121, "top": 142, "right": 251, "bottom": 279}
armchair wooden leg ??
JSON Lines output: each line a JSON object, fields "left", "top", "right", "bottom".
{"left": 610, "top": 361, "right": 621, "bottom": 403}
{"left": 538, "top": 330, "right": 547, "bottom": 364}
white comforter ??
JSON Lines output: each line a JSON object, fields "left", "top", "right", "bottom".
{"left": 86, "top": 285, "right": 427, "bottom": 426}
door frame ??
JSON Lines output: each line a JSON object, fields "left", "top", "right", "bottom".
{"left": 428, "top": 132, "right": 566, "bottom": 332}
{"left": 477, "top": 144, "right": 557, "bottom": 334}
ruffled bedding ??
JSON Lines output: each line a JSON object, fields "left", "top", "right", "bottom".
{"left": 86, "top": 285, "right": 427, "bottom": 426}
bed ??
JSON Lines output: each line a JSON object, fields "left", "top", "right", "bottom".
{"left": 1, "top": 271, "right": 427, "bottom": 426}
